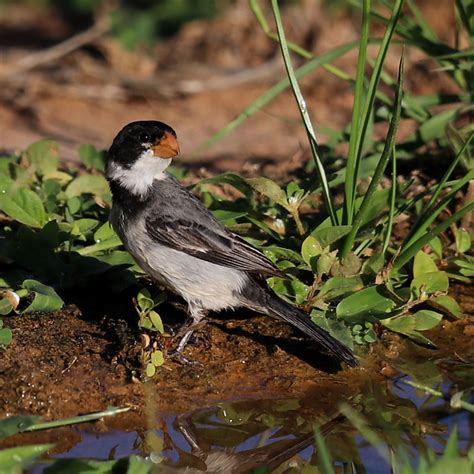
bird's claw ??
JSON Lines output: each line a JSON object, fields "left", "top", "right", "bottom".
{"left": 167, "top": 349, "right": 203, "bottom": 367}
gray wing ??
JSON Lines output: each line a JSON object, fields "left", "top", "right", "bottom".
{"left": 145, "top": 211, "right": 285, "bottom": 278}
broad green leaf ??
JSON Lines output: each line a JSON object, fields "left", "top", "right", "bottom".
{"left": 79, "top": 143, "right": 106, "bottom": 172}
{"left": 146, "top": 363, "right": 156, "bottom": 377}
{"left": 149, "top": 311, "right": 164, "bottom": 333}
{"left": 0, "top": 444, "right": 52, "bottom": 471}
{"left": 65, "top": 175, "right": 110, "bottom": 198}
{"left": 413, "top": 250, "right": 438, "bottom": 277}
{"left": 0, "top": 415, "right": 40, "bottom": 439}
{"left": 312, "top": 225, "right": 352, "bottom": 248}
{"left": 22, "top": 280, "right": 64, "bottom": 313}
{"left": 381, "top": 314, "right": 414, "bottom": 333}
{"left": 0, "top": 188, "right": 46, "bottom": 228}
{"left": 151, "top": 350, "right": 164, "bottom": 367}
{"left": 268, "top": 277, "right": 309, "bottom": 304}
{"left": 24, "top": 139, "right": 60, "bottom": 176}
{"left": 316, "top": 276, "right": 364, "bottom": 302}
{"left": 317, "top": 249, "right": 338, "bottom": 276}
{"left": 330, "top": 252, "right": 362, "bottom": 277}
{"left": 413, "top": 309, "right": 443, "bottom": 331}
{"left": 362, "top": 253, "right": 385, "bottom": 275}
{"left": 411, "top": 271, "right": 449, "bottom": 295}
{"left": 0, "top": 328, "right": 12, "bottom": 345}
{"left": 301, "top": 235, "right": 322, "bottom": 267}
{"left": 336, "top": 286, "right": 396, "bottom": 322}
{"left": 0, "top": 174, "right": 13, "bottom": 194}
{"left": 428, "top": 236, "right": 443, "bottom": 259}
{"left": 311, "top": 311, "right": 354, "bottom": 349}
{"left": 246, "top": 177, "right": 288, "bottom": 208}
{"left": 94, "top": 222, "right": 117, "bottom": 242}
{"left": 455, "top": 228, "right": 471, "bottom": 253}
{"left": 71, "top": 218, "right": 99, "bottom": 236}
{"left": 429, "top": 295, "right": 463, "bottom": 319}
{"left": 137, "top": 289, "right": 154, "bottom": 312}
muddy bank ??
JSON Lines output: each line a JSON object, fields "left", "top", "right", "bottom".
{"left": 1, "top": 284, "right": 473, "bottom": 422}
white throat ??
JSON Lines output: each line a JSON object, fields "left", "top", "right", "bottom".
{"left": 107, "top": 149, "right": 172, "bottom": 196}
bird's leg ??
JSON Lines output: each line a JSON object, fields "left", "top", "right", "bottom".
{"left": 167, "top": 303, "right": 207, "bottom": 364}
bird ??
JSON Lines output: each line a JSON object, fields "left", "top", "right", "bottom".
{"left": 106, "top": 120, "right": 358, "bottom": 368}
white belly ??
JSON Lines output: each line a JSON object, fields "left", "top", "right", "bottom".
{"left": 116, "top": 217, "right": 248, "bottom": 311}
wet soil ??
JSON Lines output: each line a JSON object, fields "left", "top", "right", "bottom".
{"left": 0, "top": 284, "right": 472, "bottom": 422}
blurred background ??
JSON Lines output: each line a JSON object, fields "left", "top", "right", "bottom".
{"left": 0, "top": 0, "right": 458, "bottom": 172}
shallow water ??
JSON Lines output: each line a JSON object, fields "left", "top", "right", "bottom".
{"left": 28, "top": 341, "right": 474, "bottom": 473}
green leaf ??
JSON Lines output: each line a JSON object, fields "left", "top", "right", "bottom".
{"left": 316, "top": 276, "right": 364, "bottom": 302}
{"left": 317, "top": 249, "right": 338, "bottom": 276}
{"left": 336, "top": 286, "right": 396, "bottom": 322}
{"left": 428, "top": 236, "right": 443, "bottom": 259}
{"left": 381, "top": 315, "right": 436, "bottom": 347}
{"left": 382, "top": 314, "right": 414, "bottom": 333}
{"left": 331, "top": 252, "right": 362, "bottom": 277}
{"left": 146, "top": 363, "right": 156, "bottom": 377}
{"left": 24, "top": 139, "right": 60, "bottom": 176}
{"left": 212, "top": 209, "right": 248, "bottom": 223}
{"left": 0, "top": 328, "right": 12, "bottom": 345}
{"left": 79, "top": 144, "right": 106, "bottom": 172}
{"left": 22, "top": 280, "right": 64, "bottom": 313}
{"left": 149, "top": 311, "right": 164, "bottom": 333}
{"left": 0, "top": 415, "right": 41, "bottom": 439}
{"left": 312, "top": 225, "right": 352, "bottom": 248}
{"left": 137, "top": 289, "right": 154, "bottom": 312}
{"left": 71, "top": 218, "right": 99, "bottom": 236}
{"left": 151, "top": 350, "right": 164, "bottom": 367}
{"left": 246, "top": 177, "right": 289, "bottom": 209}
{"left": 0, "top": 188, "right": 46, "bottom": 228}
{"left": 94, "top": 222, "right": 117, "bottom": 242}
{"left": 429, "top": 295, "right": 463, "bottom": 319}
{"left": 301, "top": 235, "right": 322, "bottom": 267}
{"left": 411, "top": 271, "right": 449, "bottom": 295}
{"left": 413, "top": 309, "right": 443, "bottom": 331}
{"left": 413, "top": 250, "right": 438, "bottom": 277}
{"left": 455, "top": 228, "right": 471, "bottom": 253}
{"left": 0, "top": 444, "right": 53, "bottom": 471}
{"left": 65, "top": 175, "right": 110, "bottom": 198}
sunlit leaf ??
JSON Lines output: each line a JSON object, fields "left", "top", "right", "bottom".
{"left": 151, "top": 350, "right": 164, "bottom": 367}
{"left": 301, "top": 235, "right": 322, "bottom": 268}
{"left": 246, "top": 177, "right": 288, "bottom": 209}
{"left": 411, "top": 271, "right": 449, "bottom": 295}
{"left": 65, "top": 175, "right": 110, "bottom": 199}
{"left": 429, "top": 295, "right": 463, "bottom": 319}
{"left": 337, "top": 286, "right": 396, "bottom": 322}
{"left": 413, "top": 309, "right": 443, "bottom": 331}
{"left": 413, "top": 250, "right": 438, "bottom": 277}
{"left": 0, "top": 188, "right": 46, "bottom": 228}
{"left": 455, "top": 228, "right": 471, "bottom": 253}
{"left": 23, "top": 139, "right": 60, "bottom": 176}
{"left": 312, "top": 225, "right": 352, "bottom": 248}
{"left": 316, "top": 276, "right": 364, "bottom": 302}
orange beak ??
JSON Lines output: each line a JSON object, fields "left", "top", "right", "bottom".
{"left": 151, "top": 131, "right": 180, "bottom": 158}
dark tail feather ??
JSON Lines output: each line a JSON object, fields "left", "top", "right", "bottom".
{"left": 265, "top": 294, "right": 359, "bottom": 367}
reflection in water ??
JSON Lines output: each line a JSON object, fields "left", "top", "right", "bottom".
{"left": 33, "top": 351, "right": 473, "bottom": 473}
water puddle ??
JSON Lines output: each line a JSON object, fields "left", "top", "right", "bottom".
{"left": 25, "top": 330, "right": 474, "bottom": 473}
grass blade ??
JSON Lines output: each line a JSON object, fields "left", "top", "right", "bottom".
{"left": 344, "top": 0, "right": 371, "bottom": 225}
{"left": 393, "top": 200, "right": 474, "bottom": 272}
{"left": 403, "top": 133, "right": 474, "bottom": 248}
{"left": 24, "top": 406, "right": 131, "bottom": 432}
{"left": 341, "top": 52, "right": 404, "bottom": 257}
{"left": 383, "top": 143, "right": 397, "bottom": 253}
{"left": 349, "top": 0, "right": 404, "bottom": 213}
{"left": 191, "top": 41, "right": 356, "bottom": 157}
{"left": 271, "top": 0, "right": 337, "bottom": 226}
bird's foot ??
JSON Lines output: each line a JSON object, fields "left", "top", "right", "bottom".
{"left": 166, "top": 321, "right": 207, "bottom": 367}
{"left": 167, "top": 349, "right": 203, "bottom": 367}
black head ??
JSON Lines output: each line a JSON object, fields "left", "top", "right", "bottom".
{"left": 107, "top": 120, "right": 179, "bottom": 168}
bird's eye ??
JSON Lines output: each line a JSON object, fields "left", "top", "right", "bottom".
{"left": 140, "top": 133, "right": 151, "bottom": 143}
